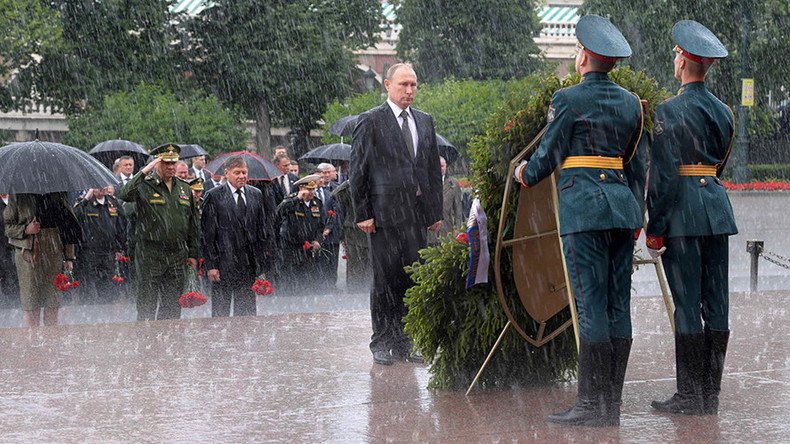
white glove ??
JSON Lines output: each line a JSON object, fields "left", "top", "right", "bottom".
{"left": 648, "top": 246, "right": 666, "bottom": 259}
{"left": 513, "top": 160, "right": 528, "bottom": 182}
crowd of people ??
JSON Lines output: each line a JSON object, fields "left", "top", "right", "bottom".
{"left": 0, "top": 139, "right": 466, "bottom": 327}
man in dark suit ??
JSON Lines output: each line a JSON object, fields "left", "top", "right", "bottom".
{"left": 201, "top": 155, "right": 269, "bottom": 317}
{"left": 350, "top": 63, "right": 443, "bottom": 366}
{"left": 315, "top": 163, "right": 342, "bottom": 288}
{"left": 272, "top": 154, "right": 300, "bottom": 204}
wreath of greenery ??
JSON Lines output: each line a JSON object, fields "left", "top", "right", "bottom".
{"left": 404, "top": 67, "right": 670, "bottom": 390}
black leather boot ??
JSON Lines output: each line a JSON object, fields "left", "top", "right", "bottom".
{"left": 702, "top": 328, "right": 730, "bottom": 415}
{"left": 651, "top": 333, "right": 705, "bottom": 415}
{"left": 609, "top": 337, "right": 633, "bottom": 426}
{"left": 548, "top": 341, "right": 615, "bottom": 427}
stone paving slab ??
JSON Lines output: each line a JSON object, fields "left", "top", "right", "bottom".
{"left": 0, "top": 291, "right": 788, "bottom": 442}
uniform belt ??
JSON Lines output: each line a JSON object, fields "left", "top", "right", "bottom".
{"left": 561, "top": 156, "right": 623, "bottom": 170}
{"left": 678, "top": 164, "right": 717, "bottom": 176}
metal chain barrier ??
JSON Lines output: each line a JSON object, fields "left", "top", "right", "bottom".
{"left": 760, "top": 249, "right": 790, "bottom": 270}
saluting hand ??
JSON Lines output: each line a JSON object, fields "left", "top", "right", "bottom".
{"left": 357, "top": 218, "right": 375, "bottom": 234}
{"left": 141, "top": 157, "right": 161, "bottom": 175}
{"left": 25, "top": 217, "right": 40, "bottom": 235}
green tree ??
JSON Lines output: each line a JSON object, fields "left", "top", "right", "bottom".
{"left": 395, "top": 0, "right": 545, "bottom": 83}
{"left": 582, "top": 0, "right": 789, "bottom": 118}
{"left": 11, "top": 0, "right": 184, "bottom": 114}
{"left": 322, "top": 76, "right": 544, "bottom": 158}
{"left": 0, "top": 0, "right": 63, "bottom": 110}
{"left": 64, "top": 82, "right": 248, "bottom": 156}
{"left": 185, "top": 0, "right": 382, "bottom": 156}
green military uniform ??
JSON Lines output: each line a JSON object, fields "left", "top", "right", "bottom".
{"left": 119, "top": 144, "right": 200, "bottom": 320}
{"left": 647, "top": 20, "right": 736, "bottom": 416}
{"left": 73, "top": 194, "right": 127, "bottom": 303}
{"left": 517, "top": 15, "right": 645, "bottom": 427}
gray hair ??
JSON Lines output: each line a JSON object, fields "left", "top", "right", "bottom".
{"left": 386, "top": 63, "right": 414, "bottom": 80}
{"left": 223, "top": 155, "right": 248, "bottom": 172}
{"left": 316, "top": 163, "right": 334, "bottom": 172}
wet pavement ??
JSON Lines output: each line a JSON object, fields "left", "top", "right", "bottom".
{"left": 0, "top": 290, "right": 788, "bottom": 442}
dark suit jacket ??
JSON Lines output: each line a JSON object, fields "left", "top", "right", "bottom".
{"left": 316, "top": 183, "right": 342, "bottom": 244}
{"left": 201, "top": 184, "right": 268, "bottom": 278}
{"left": 272, "top": 173, "right": 300, "bottom": 205}
{"left": 350, "top": 102, "right": 443, "bottom": 228}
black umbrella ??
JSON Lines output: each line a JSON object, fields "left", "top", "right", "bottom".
{"left": 327, "top": 115, "right": 358, "bottom": 137}
{"left": 89, "top": 139, "right": 150, "bottom": 172}
{"left": 436, "top": 134, "right": 459, "bottom": 164}
{"left": 0, "top": 140, "right": 120, "bottom": 194}
{"left": 299, "top": 143, "right": 352, "bottom": 163}
{"left": 179, "top": 144, "right": 209, "bottom": 160}
{"left": 205, "top": 151, "right": 283, "bottom": 181}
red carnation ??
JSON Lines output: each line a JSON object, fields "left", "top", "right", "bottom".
{"left": 112, "top": 275, "right": 125, "bottom": 283}
{"left": 53, "top": 273, "right": 71, "bottom": 292}
{"left": 118, "top": 255, "right": 130, "bottom": 263}
{"left": 178, "top": 291, "right": 207, "bottom": 308}
{"left": 456, "top": 232, "right": 469, "bottom": 245}
{"left": 303, "top": 241, "right": 311, "bottom": 251}
{"left": 69, "top": 279, "right": 80, "bottom": 289}
{"left": 251, "top": 278, "right": 275, "bottom": 296}
{"left": 328, "top": 210, "right": 336, "bottom": 217}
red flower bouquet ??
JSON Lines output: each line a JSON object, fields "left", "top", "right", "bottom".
{"left": 112, "top": 257, "right": 125, "bottom": 284}
{"left": 303, "top": 241, "right": 311, "bottom": 251}
{"left": 53, "top": 271, "right": 79, "bottom": 292}
{"left": 251, "top": 274, "right": 275, "bottom": 296}
{"left": 327, "top": 209, "right": 336, "bottom": 217}
{"left": 456, "top": 232, "right": 469, "bottom": 245}
{"left": 179, "top": 267, "right": 207, "bottom": 308}
{"left": 118, "top": 255, "right": 130, "bottom": 263}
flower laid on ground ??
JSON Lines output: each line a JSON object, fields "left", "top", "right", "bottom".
{"left": 721, "top": 181, "right": 790, "bottom": 191}
{"left": 303, "top": 241, "right": 311, "bottom": 251}
{"left": 251, "top": 274, "right": 275, "bottom": 296}
{"left": 53, "top": 272, "right": 79, "bottom": 292}
{"left": 455, "top": 232, "right": 469, "bottom": 245}
{"left": 179, "top": 267, "right": 206, "bottom": 308}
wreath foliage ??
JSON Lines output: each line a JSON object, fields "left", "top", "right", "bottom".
{"left": 404, "top": 67, "right": 670, "bottom": 390}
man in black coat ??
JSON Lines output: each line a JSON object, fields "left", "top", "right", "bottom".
{"left": 0, "top": 194, "right": 19, "bottom": 306}
{"left": 315, "top": 163, "right": 342, "bottom": 288}
{"left": 201, "top": 155, "right": 269, "bottom": 317}
{"left": 350, "top": 63, "right": 443, "bottom": 365}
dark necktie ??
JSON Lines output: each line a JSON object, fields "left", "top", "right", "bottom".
{"left": 400, "top": 110, "right": 415, "bottom": 159}
{"left": 236, "top": 188, "right": 246, "bottom": 216}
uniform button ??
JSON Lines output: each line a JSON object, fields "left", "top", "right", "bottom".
{"left": 700, "top": 178, "right": 708, "bottom": 186}
{"left": 599, "top": 173, "right": 606, "bottom": 181}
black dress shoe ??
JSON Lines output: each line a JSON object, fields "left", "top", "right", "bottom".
{"left": 391, "top": 347, "right": 424, "bottom": 363}
{"left": 373, "top": 350, "right": 394, "bottom": 365}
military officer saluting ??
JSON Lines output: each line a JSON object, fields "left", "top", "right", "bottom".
{"left": 120, "top": 144, "right": 200, "bottom": 320}
{"left": 514, "top": 15, "right": 646, "bottom": 427}
{"left": 646, "top": 21, "right": 737, "bottom": 416}
{"left": 276, "top": 174, "right": 327, "bottom": 291}
{"left": 73, "top": 186, "right": 127, "bottom": 303}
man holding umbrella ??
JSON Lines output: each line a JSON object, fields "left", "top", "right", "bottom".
{"left": 120, "top": 144, "right": 200, "bottom": 321}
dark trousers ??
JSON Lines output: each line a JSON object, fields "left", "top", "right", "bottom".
{"left": 316, "top": 242, "right": 340, "bottom": 286}
{"left": 78, "top": 250, "right": 117, "bottom": 303}
{"left": 0, "top": 247, "right": 19, "bottom": 306}
{"left": 368, "top": 223, "right": 426, "bottom": 353}
{"left": 211, "top": 269, "right": 257, "bottom": 317}
{"left": 136, "top": 244, "right": 187, "bottom": 321}
{"left": 663, "top": 235, "right": 729, "bottom": 333}
{"left": 562, "top": 229, "right": 634, "bottom": 342}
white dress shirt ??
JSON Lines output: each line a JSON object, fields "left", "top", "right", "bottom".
{"left": 387, "top": 99, "right": 419, "bottom": 157}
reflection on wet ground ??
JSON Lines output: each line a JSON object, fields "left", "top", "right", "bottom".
{"left": 0, "top": 291, "right": 788, "bottom": 441}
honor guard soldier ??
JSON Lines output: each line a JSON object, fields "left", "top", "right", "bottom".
{"left": 646, "top": 21, "right": 737, "bottom": 416}
{"left": 73, "top": 186, "right": 127, "bottom": 303}
{"left": 276, "top": 174, "right": 327, "bottom": 292}
{"left": 514, "top": 15, "right": 646, "bottom": 427}
{"left": 120, "top": 144, "right": 200, "bottom": 320}
{"left": 188, "top": 177, "right": 205, "bottom": 211}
